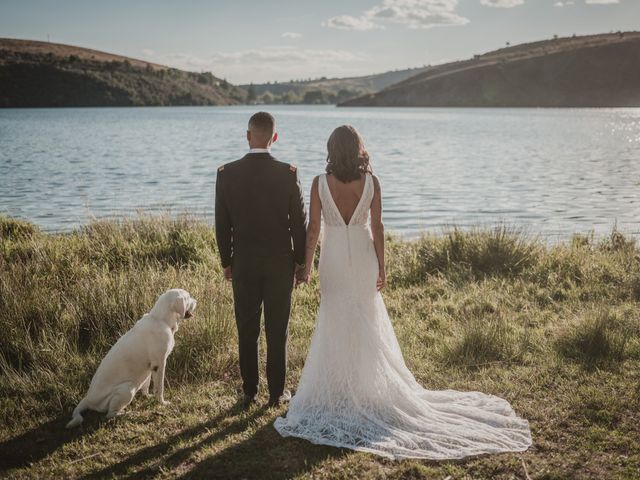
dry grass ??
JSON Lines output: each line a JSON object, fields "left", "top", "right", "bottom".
{"left": 1, "top": 215, "right": 639, "bottom": 479}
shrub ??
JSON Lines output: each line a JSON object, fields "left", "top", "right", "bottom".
{"left": 441, "top": 315, "right": 521, "bottom": 367}
{"left": 416, "top": 226, "right": 540, "bottom": 280}
{"left": 600, "top": 228, "right": 636, "bottom": 254}
{"left": 556, "top": 309, "right": 628, "bottom": 369}
{"left": 0, "top": 215, "right": 39, "bottom": 240}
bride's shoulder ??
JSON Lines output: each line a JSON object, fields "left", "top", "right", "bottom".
{"left": 311, "top": 174, "right": 322, "bottom": 191}
{"left": 370, "top": 173, "right": 381, "bottom": 191}
{"left": 312, "top": 174, "right": 325, "bottom": 185}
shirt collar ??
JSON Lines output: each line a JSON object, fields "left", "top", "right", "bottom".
{"left": 248, "top": 147, "right": 271, "bottom": 154}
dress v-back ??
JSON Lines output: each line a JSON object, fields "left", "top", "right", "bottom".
{"left": 274, "top": 173, "right": 532, "bottom": 459}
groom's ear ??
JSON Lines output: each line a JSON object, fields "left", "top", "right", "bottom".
{"left": 272, "top": 132, "right": 278, "bottom": 144}
{"left": 246, "top": 130, "right": 251, "bottom": 143}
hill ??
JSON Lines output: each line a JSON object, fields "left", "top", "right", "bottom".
{"left": 241, "top": 66, "right": 429, "bottom": 105}
{"left": 0, "top": 39, "right": 246, "bottom": 107}
{"left": 341, "top": 32, "right": 640, "bottom": 108}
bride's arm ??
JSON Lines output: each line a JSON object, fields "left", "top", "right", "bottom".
{"left": 371, "top": 175, "right": 386, "bottom": 290}
{"left": 301, "top": 176, "right": 321, "bottom": 282}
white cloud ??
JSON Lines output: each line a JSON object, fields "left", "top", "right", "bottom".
{"left": 141, "top": 48, "right": 156, "bottom": 56}
{"left": 143, "top": 47, "right": 370, "bottom": 84}
{"left": 554, "top": 1, "right": 575, "bottom": 6}
{"left": 323, "top": 14, "right": 383, "bottom": 30}
{"left": 480, "top": 0, "right": 524, "bottom": 6}
{"left": 209, "top": 48, "right": 366, "bottom": 65}
{"left": 282, "top": 32, "right": 302, "bottom": 39}
{"left": 325, "top": 0, "right": 469, "bottom": 31}
{"left": 585, "top": 0, "right": 619, "bottom": 4}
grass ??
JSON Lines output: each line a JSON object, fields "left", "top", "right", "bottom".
{"left": 0, "top": 215, "right": 639, "bottom": 479}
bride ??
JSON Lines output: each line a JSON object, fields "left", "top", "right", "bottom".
{"left": 274, "top": 125, "right": 532, "bottom": 459}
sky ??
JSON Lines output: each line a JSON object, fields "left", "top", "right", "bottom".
{"left": 1, "top": 0, "right": 638, "bottom": 84}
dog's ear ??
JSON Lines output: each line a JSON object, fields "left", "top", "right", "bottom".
{"left": 174, "top": 294, "right": 188, "bottom": 319}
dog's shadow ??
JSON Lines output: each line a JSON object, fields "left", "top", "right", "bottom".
{"left": 0, "top": 410, "right": 107, "bottom": 472}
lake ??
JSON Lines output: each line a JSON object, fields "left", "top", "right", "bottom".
{"left": 1, "top": 105, "right": 639, "bottom": 240}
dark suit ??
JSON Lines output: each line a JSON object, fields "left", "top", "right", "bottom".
{"left": 215, "top": 151, "right": 307, "bottom": 400}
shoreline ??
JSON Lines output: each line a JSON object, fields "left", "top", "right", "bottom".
{"left": 2, "top": 213, "right": 638, "bottom": 245}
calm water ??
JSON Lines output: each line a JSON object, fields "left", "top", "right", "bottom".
{"left": 1, "top": 105, "right": 639, "bottom": 239}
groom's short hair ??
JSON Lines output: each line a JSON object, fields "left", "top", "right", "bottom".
{"left": 248, "top": 111, "right": 275, "bottom": 135}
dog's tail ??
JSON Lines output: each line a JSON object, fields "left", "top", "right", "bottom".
{"left": 66, "top": 398, "right": 88, "bottom": 428}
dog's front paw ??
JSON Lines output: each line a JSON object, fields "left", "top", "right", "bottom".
{"left": 159, "top": 399, "right": 171, "bottom": 406}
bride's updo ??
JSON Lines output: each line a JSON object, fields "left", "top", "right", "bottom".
{"left": 326, "top": 125, "right": 372, "bottom": 183}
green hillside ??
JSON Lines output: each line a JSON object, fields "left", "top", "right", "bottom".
{"left": 0, "top": 39, "right": 246, "bottom": 107}
{"left": 342, "top": 32, "right": 640, "bottom": 108}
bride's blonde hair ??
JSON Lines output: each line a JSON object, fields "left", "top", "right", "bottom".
{"left": 325, "top": 125, "right": 372, "bottom": 183}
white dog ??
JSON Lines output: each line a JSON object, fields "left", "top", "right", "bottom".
{"left": 66, "top": 289, "right": 197, "bottom": 428}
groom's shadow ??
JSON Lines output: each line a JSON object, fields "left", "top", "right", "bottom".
{"left": 81, "top": 400, "right": 247, "bottom": 479}
{"left": 93, "top": 404, "right": 349, "bottom": 480}
{"left": 173, "top": 412, "right": 350, "bottom": 480}
{"left": 0, "top": 411, "right": 106, "bottom": 473}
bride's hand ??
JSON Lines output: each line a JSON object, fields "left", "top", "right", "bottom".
{"left": 301, "top": 267, "right": 312, "bottom": 284}
{"left": 377, "top": 269, "right": 386, "bottom": 291}
{"left": 295, "top": 265, "right": 311, "bottom": 287}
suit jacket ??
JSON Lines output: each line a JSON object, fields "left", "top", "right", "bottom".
{"left": 215, "top": 152, "right": 307, "bottom": 268}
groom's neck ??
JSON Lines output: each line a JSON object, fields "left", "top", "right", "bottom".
{"left": 249, "top": 141, "right": 270, "bottom": 149}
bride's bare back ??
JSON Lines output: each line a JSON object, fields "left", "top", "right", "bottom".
{"left": 304, "top": 171, "right": 384, "bottom": 289}
{"left": 325, "top": 173, "right": 367, "bottom": 225}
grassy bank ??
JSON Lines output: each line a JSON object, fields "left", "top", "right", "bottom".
{"left": 1, "top": 215, "right": 639, "bottom": 479}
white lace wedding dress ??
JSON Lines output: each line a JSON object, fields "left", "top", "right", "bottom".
{"left": 274, "top": 173, "right": 532, "bottom": 459}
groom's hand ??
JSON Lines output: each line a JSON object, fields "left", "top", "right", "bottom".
{"left": 223, "top": 266, "right": 232, "bottom": 282}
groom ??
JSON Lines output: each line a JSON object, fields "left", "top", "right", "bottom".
{"left": 215, "top": 112, "right": 307, "bottom": 408}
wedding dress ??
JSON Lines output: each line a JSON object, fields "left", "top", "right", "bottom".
{"left": 274, "top": 173, "right": 532, "bottom": 459}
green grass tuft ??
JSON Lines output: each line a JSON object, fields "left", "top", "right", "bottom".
{"left": 415, "top": 226, "right": 541, "bottom": 281}
{"left": 0, "top": 214, "right": 40, "bottom": 239}
{"left": 556, "top": 308, "right": 632, "bottom": 369}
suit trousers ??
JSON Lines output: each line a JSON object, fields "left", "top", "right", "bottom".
{"left": 231, "top": 252, "right": 295, "bottom": 399}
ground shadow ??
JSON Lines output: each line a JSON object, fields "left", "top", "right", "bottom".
{"left": 81, "top": 400, "right": 246, "bottom": 479}
{"left": 0, "top": 411, "right": 106, "bottom": 473}
{"left": 174, "top": 414, "right": 350, "bottom": 480}
{"left": 83, "top": 402, "right": 349, "bottom": 480}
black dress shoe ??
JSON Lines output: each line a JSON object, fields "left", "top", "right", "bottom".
{"left": 267, "top": 389, "right": 291, "bottom": 408}
{"left": 242, "top": 394, "right": 256, "bottom": 409}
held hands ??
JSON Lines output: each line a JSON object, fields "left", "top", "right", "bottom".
{"left": 295, "top": 264, "right": 310, "bottom": 288}
{"left": 223, "top": 266, "right": 232, "bottom": 282}
{"left": 377, "top": 268, "right": 386, "bottom": 291}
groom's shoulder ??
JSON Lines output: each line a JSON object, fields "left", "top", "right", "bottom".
{"left": 270, "top": 156, "right": 298, "bottom": 177}
{"left": 216, "top": 156, "right": 245, "bottom": 175}
{"left": 216, "top": 154, "right": 297, "bottom": 180}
